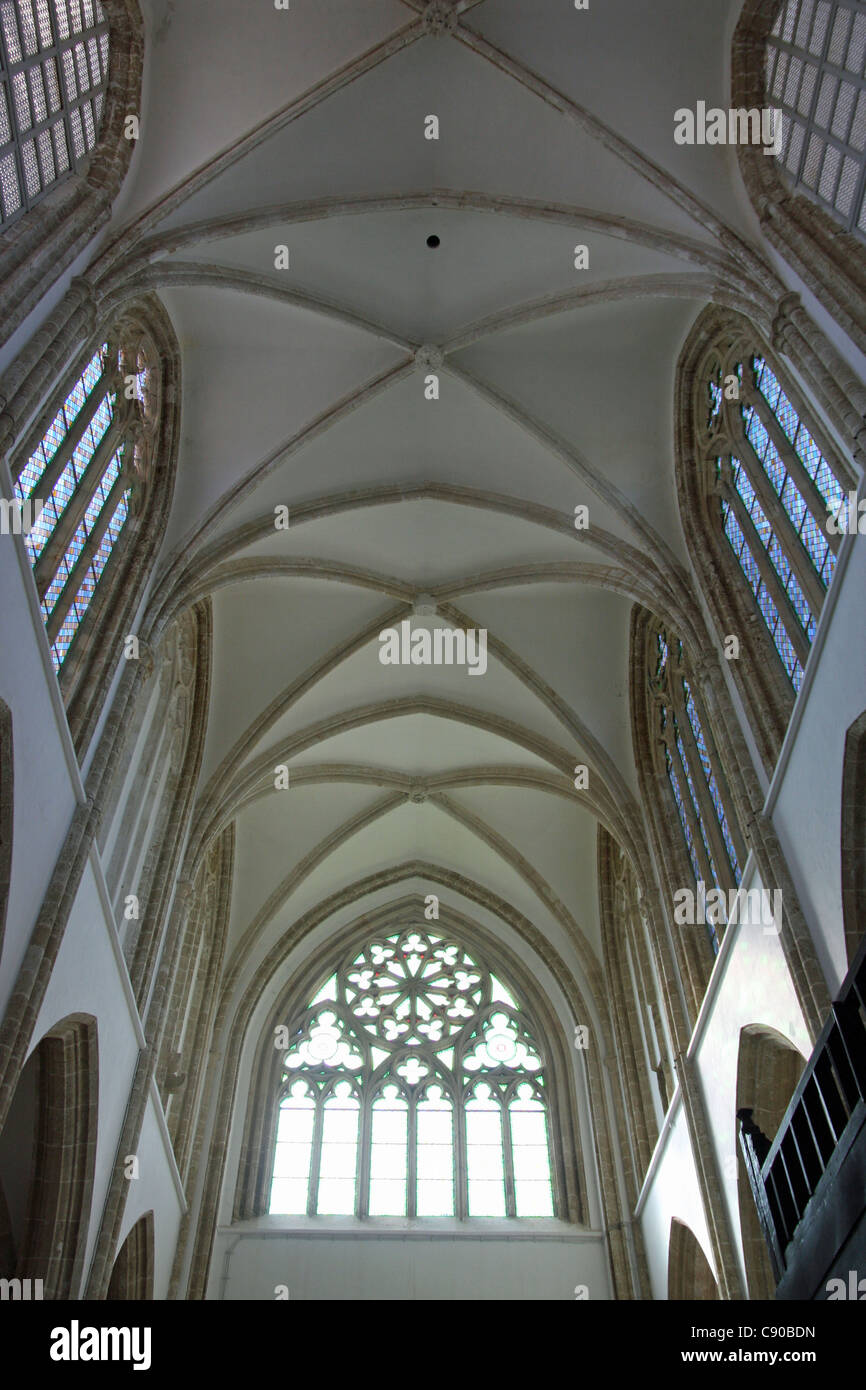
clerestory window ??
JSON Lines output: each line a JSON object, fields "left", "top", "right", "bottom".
{"left": 648, "top": 623, "right": 747, "bottom": 952}
{"left": 696, "top": 340, "right": 847, "bottom": 695}
{"left": 268, "top": 927, "right": 557, "bottom": 1220}
{"left": 766, "top": 0, "right": 866, "bottom": 241}
{"left": 0, "top": 0, "right": 109, "bottom": 228}
{"left": 12, "top": 329, "right": 156, "bottom": 673}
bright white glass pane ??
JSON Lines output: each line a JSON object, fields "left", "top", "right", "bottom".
{"left": 467, "top": 1144, "right": 504, "bottom": 1181}
{"left": 417, "top": 1109, "right": 452, "bottom": 1145}
{"left": 368, "top": 1179, "right": 406, "bottom": 1215}
{"left": 468, "top": 1179, "right": 506, "bottom": 1217}
{"left": 369, "top": 1143, "right": 407, "bottom": 1181}
{"left": 515, "top": 1181, "right": 554, "bottom": 1218}
{"left": 269, "top": 1177, "right": 309, "bottom": 1215}
{"left": 318, "top": 1143, "right": 357, "bottom": 1180}
{"left": 417, "top": 1144, "right": 452, "bottom": 1180}
{"left": 465, "top": 1110, "right": 502, "bottom": 1145}
{"left": 272, "top": 1142, "right": 312, "bottom": 1180}
{"left": 316, "top": 1177, "right": 355, "bottom": 1215}
{"left": 276, "top": 1104, "right": 314, "bottom": 1144}
{"left": 512, "top": 1144, "right": 550, "bottom": 1181}
{"left": 321, "top": 1100, "right": 359, "bottom": 1146}
{"left": 417, "top": 1179, "right": 454, "bottom": 1216}
{"left": 509, "top": 1110, "right": 548, "bottom": 1146}
{"left": 371, "top": 1105, "right": 407, "bottom": 1143}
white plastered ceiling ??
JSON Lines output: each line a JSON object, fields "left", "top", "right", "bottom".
{"left": 115, "top": 0, "right": 756, "bottom": 1023}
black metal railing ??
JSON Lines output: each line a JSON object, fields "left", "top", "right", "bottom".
{"left": 738, "top": 935, "right": 866, "bottom": 1282}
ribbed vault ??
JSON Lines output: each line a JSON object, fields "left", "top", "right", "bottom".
{"left": 64, "top": 0, "right": 810, "bottom": 1296}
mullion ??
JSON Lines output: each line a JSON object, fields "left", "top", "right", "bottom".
{"left": 769, "top": 1, "right": 835, "bottom": 191}
{"left": 16, "top": 363, "right": 115, "bottom": 498}
{"left": 33, "top": 419, "right": 124, "bottom": 598}
{"left": 356, "top": 1085, "right": 372, "bottom": 1218}
{"left": 743, "top": 384, "right": 844, "bottom": 555}
{"left": 407, "top": 1093, "right": 417, "bottom": 1219}
{"left": 0, "top": 2, "right": 33, "bottom": 214}
{"left": 666, "top": 727, "right": 717, "bottom": 890}
{"left": 674, "top": 684, "right": 739, "bottom": 894}
{"left": 455, "top": 1081, "right": 468, "bottom": 1219}
{"left": 724, "top": 484, "right": 815, "bottom": 667}
{"left": 737, "top": 418, "right": 836, "bottom": 603}
{"left": 0, "top": 5, "right": 109, "bottom": 223}
{"left": 306, "top": 1095, "right": 325, "bottom": 1216}
{"left": 44, "top": 463, "right": 126, "bottom": 640}
{"left": 682, "top": 676, "right": 748, "bottom": 874}
{"left": 502, "top": 1099, "right": 517, "bottom": 1218}
{"left": 737, "top": 398, "right": 837, "bottom": 582}
{"left": 769, "top": 5, "right": 866, "bottom": 235}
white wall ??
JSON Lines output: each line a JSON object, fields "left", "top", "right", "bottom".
{"left": 0, "top": 514, "right": 80, "bottom": 1017}
{"left": 768, "top": 534, "right": 866, "bottom": 995}
{"left": 118, "top": 1094, "right": 186, "bottom": 1300}
{"left": 211, "top": 1220, "right": 610, "bottom": 1301}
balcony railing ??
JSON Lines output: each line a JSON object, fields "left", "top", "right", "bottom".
{"left": 738, "top": 935, "right": 866, "bottom": 1285}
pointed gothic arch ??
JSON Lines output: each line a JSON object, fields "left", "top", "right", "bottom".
{"left": 0, "top": 699, "right": 11, "bottom": 965}
{"left": 675, "top": 304, "right": 855, "bottom": 772}
{"left": 6, "top": 292, "right": 181, "bottom": 754}
{"left": 0, "top": 1013, "right": 98, "bottom": 1298}
{"left": 107, "top": 1210, "right": 154, "bottom": 1300}
{"left": 733, "top": 0, "right": 866, "bottom": 352}
{"left": 735, "top": 1023, "right": 806, "bottom": 1298}
{"left": 0, "top": 0, "right": 144, "bottom": 345}
{"left": 667, "top": 1218, "right": 719, "bottom": 1299}
{"left": 841, "top": 709, "right": 866, "bottom": 966}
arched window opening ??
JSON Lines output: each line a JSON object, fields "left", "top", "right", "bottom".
{"left": 0, "top": 1015, "right": 98, "bottom": 1298}
{"left": 268, "top": 928, "right": 557, "bottom": 1220}
{"left": 677, "top": 309, "right": 858, "bottom": 773}
{"left": 667, "top": 1219, "right": 719, "bottom": 1300}
{"left": 0, "top": 700, "right": 11, "bottom": 966}
{"left": 598, "top": 830, "right": 673, "bottom": 1181}
{"left": 697, "top": 342, "right": 847, "bottom": 695}
{"left": 648, "top": 622, "right": 747, "bottom": 953}
{"left": 107, "top": 1211, "right": 153, "bottom": 1300}
{"left": 766, "top": 0, "right": 866, "bottom": 241}
{"left": 11, "top": 324, "right": 159, "bottom": 675}
{"left": 0, "top": 0, "right": 109, "bottom": 229}
{"left": 735, "top": 1025, "right": 806, "bottom": 1298}
{"left": 841, "top": 710, "right": 866, "bottom": 965}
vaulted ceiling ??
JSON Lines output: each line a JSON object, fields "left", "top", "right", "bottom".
{"left": 97, "top": 0, "right": 768, "bottom": 1030}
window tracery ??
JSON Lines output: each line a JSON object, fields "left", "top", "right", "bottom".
{"left": 268, "top": 928, "right": 556, "bottom": 1220}
{"left": 0, "top": 0, "right": 109, "bottom": 227}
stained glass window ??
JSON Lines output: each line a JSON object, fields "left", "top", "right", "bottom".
{"left": 650, "top": 625, "right": 745, "bottom": 953}
{"left": 12, "top": 335, "right": 153, "bottom": 673}
{"left": 697, "top": 344, "right": 847, "bottom": 694}
{"left": 0, "top": 0, "right": 110, "bottom": 227}
{"left": 765, "top": 0, "right": 866, "bottom": 241}
{"left": 269, "top": 928, "right": 556, "bottom": 1219}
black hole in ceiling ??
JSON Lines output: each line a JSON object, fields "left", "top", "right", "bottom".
{"left": 426, "top": 235, "right": 440, "bottom": 248}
